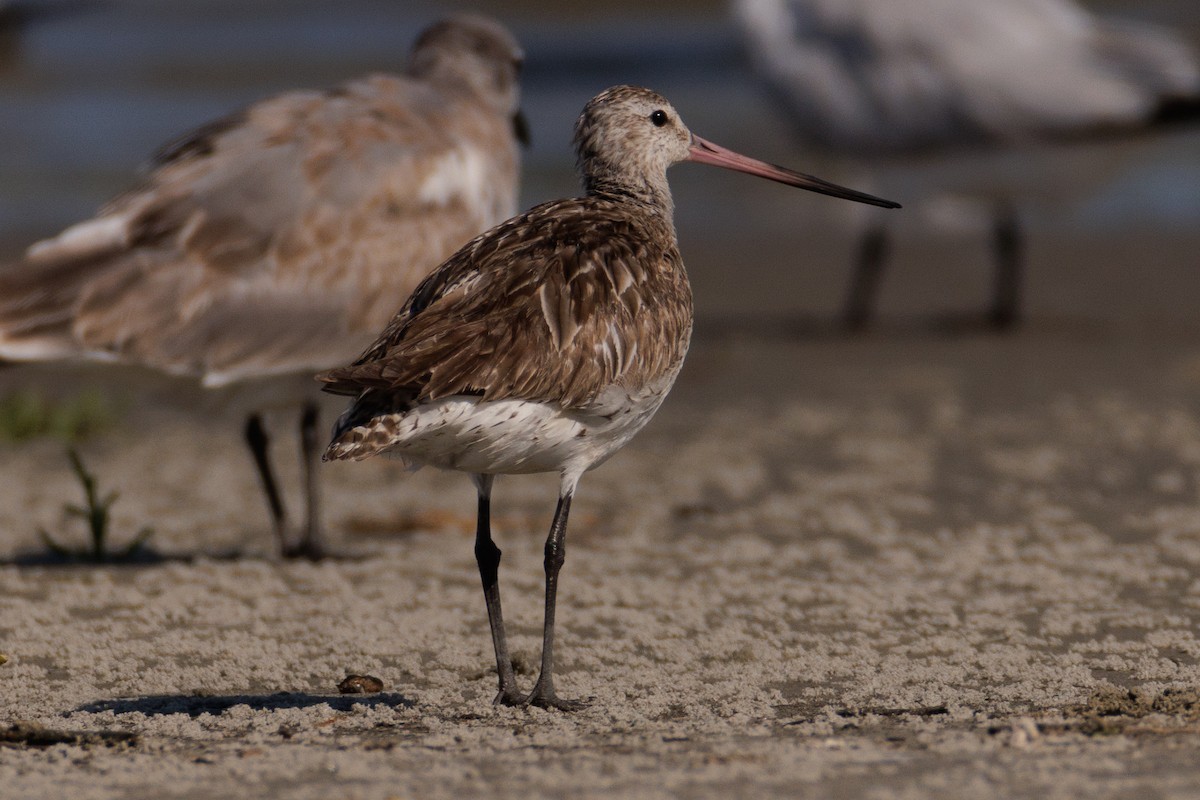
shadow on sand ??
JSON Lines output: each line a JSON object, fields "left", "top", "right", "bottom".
{"left": 1, "top": 546, "right": 248, "bottom": 568}
{"left": 1, "top": 545, "right": 382, "bottom": 568}
{"left": 75, "top": 691, "right": 414, "bottom": 717}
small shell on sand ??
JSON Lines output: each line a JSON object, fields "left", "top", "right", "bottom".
{"left": 337, "top": 674, "right": 385, "bottom": 694}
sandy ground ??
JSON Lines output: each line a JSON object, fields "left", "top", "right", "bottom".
{"left": 5, "top": 288, "right": 1200, "bottom": 797}
{"left": 0, "top": 1, "right": 1198, "bottom": 793}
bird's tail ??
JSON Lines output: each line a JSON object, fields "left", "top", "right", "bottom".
{"left": 0, "top": 215, "right": 132, "bottom": 363}
{"left": 1152, "top": 95, "right": 1200, "bottom": 127}
{"left": 323, "top": 387, "right": 417, "bottom": 462}
{"left": 0, "top": 255, "right": 90, "bottom": 362}
{"left": 1093, "top": 15, "right": 1200, "bottom": 131}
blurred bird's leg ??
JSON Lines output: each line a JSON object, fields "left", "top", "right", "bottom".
{"left": 842, "top": 222, "right": 890, "bottom": 331}
{"left": 244, "top": 414, "right": 290, "bottom": 555}
{"left": 989, "top": 202, "right": 1022, "bottom": 330}
{"left": 293, "top": 401, "right": 326, "bottom": 560}
{"left": 524, "top": 487, "right": 590, "bottom": 711}
{"left": 472, "top": 473, "right": 522, "bottom": 706}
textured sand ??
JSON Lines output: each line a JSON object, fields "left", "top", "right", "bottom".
{"left": 5, "top": 316, "right": 1200, "bottom": 798}
{"left": 1, "top": 0, "right": 1198, "bottom": 792}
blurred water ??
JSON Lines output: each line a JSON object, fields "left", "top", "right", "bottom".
{"left": 0, "top": 0, "right": 1197, "bottom": 322}
{"left": 0, "top": 0, "right": 738, "bottom": 241}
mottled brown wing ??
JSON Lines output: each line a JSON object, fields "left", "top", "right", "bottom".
{"left": 318, "top": 198, "right": 693, "bottom": 410}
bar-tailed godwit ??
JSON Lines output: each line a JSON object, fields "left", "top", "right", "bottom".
{"left": 733, "top": 0, "right": 1200, "bottom": 329}
{"left": 0, "top": 14, "right": 526, "bottom": 558}
{"left": 320, "top": 85, "right": 899, "bottom": 709}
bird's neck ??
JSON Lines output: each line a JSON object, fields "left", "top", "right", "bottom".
{"left": 412, "top": 58, "right": 516, "bottom": 118}
{"left": 580, "top": 164, "right": 675, "bottom": 225}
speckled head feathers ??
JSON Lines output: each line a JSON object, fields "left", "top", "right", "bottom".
{"left": 573, "top": 85, "right": 693, "bottom": 198}
{"left": 571, "top": 84, "right": 899, "bottom": 210}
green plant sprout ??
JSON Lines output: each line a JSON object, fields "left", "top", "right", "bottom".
{"left": 38, "top": 449, "right": 153, "bottom": 561}
{"left": 0, "top": 389, "right": 115, "bottom": 443}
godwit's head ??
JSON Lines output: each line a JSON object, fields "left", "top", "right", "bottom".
{"left": 574, "top": 85, "right": 900, "bottom": 212}
{"left": 574, "top": 86, "right": 691, "bottom": 207}
{"left": 409, "top": 15, "right": 524, "bottom": 119}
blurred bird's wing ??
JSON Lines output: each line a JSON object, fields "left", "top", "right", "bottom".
{"left": 736, "top": 0, "right": 1200, "bottom": 151}
{"left": 0, "top": 73, "right": 519, "bottom": 381}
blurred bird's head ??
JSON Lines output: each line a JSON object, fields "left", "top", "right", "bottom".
{"left": 409, "top": 14, "right": 525, "bottom": 123}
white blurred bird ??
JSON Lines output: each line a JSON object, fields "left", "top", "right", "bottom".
{"left": 0, "top": 14, "right": 527, "bottom": 558}
{"left": 733, "top": 0, "right": 1200, "bottom": 329}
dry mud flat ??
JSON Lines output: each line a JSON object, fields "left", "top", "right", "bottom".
{"left": 3, "top": 328, "right": 1200, "bottom": 798}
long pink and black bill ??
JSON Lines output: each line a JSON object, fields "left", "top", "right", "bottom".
{"left": 687, "top": 135, "right": 901, "bottom": 209}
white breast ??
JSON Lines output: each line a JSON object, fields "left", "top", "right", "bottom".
{"left": 366, "top": 370, "right": 681, "bottom": 480}
{"left": 416, "top": 147, "right": 490, "bottom": 207}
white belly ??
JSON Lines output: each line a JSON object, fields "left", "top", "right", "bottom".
{"left": 334, "top": 370, "right": 680, "bottom": 480}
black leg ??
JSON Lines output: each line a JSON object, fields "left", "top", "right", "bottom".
{"left": 990, "top": 203, "right": 1022, "bottom": 330}
{"left": 525, "top": 492, "right": 588, "bottom": 711}
{"left": 244, "top": 413, "right": 290, "bottom": 554}
{"left": 842, "top": 223, "right": 889, "bottom": 332}
{"left": 292, "top": 402, "right": 327, "bottom": 560}
{"left": 472, "top": 474, "right": 522, "bottom": 705}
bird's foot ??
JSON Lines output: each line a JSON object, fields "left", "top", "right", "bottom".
{"left": 281, "top": 534, "right": 327, "bottom": 561}
{"left": 528, "top": 694, "right": 590, "bottom": 712}
{"left": 988, "top": 307, "right": 1018, "bottom": 331}
{"left": 522, "top": 682, "right": 591, "bottom": 712}
{"left": 494, "top": 689, "right": 525, "bottom": 707}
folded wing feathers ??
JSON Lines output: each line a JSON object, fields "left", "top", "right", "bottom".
{"left": 318, "top": 199, "right": 692, "bottom": 412}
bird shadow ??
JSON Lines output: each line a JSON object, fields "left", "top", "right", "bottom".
{"left": 75, "top": 691, "right": 414, "bottom": 717}
{"left": 0, "top": 543, "right": 382, "bottom": 568}
{"left": 0, "top": 545, "right": 248, "bottom": 568}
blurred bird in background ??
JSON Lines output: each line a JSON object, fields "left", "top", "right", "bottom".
{"left": 0, "top": 0, "right": 94, "bottom": 73}
{"left": 733, "top": 0, "right": 1200, "bottom": 330}
{"left": 0, "top": 13, "right": 527, "bottom": 559}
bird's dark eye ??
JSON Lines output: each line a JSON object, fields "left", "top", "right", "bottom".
{"left": 649, "top": 110, "right": 668, "bottom": 127}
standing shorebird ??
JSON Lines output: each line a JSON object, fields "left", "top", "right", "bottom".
{"left": 320, "top": 85, "right": 899, "bottom": 709}
{"left": 0, "top": 14, "right": 526, "bottom": 558}
{"left": 733, "top": 0, "right": 1200, "bottom": 329}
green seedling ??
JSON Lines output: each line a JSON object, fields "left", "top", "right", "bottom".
{"left": 38, "top": 449, "right": 153, "bottom": 561}
{"left": 0, "top": 389, "right": 115, "bottom": 443}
